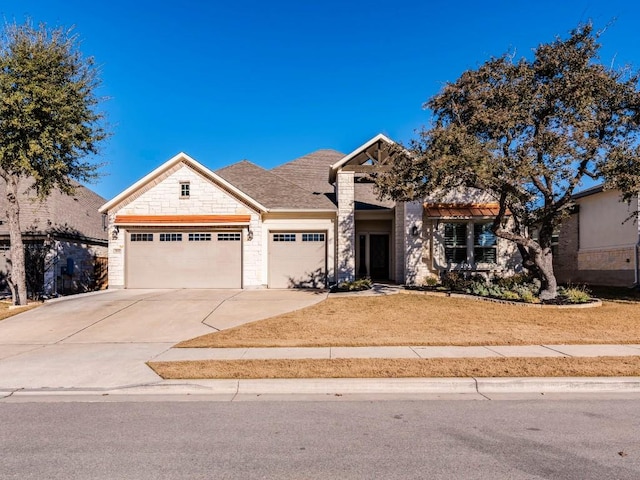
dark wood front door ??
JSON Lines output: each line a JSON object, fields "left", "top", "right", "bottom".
{"left": 369, "top": 234, "right": 389, "bottom": 280}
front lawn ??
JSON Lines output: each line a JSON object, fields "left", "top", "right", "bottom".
{"left": 178, "top": 293, "right": 640, "bottom": 348}
{"left": 0, "top": 301, "right": 40, "bottom": 321}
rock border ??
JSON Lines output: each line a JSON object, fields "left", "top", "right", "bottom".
{"left": 401, "top": 289, "right": 603, "bottom": 309}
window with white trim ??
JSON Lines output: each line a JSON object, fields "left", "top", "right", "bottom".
{"left": 443, "top": 223, "right": 468, "bottom": 264}
{"left": 159, "top": 233, "right": 182, "bottom": 242}
{"left": 218, "top": 233, "right": 241, "bottom": 241}
{"left": 442, "top": 221, "right": 499, "bottom": 266}
{"left": 473, "top": 223, "right": 497, "bottom": 263}
{"left": 131, "top": 233, "right": 154, "bottom": 242}
{"left": 188, "top": 233, "right": 212, "bottom": 241}
{"left": 273, "top": 234, "right": 296, "bottom": 242}
{"left": 180, "top": 182, "right": 190, "bottom": 198}
{"left": 302, "top": 233, "right": 325, "bottom": 242}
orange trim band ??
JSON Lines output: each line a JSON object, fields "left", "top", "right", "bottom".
{"left": 423, "top": 203, "right": 510, "bottom": 217}
{"left": 114, "top": 215, "right": 251, "bottom": 224}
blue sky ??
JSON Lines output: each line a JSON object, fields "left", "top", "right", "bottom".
{"left": 3, "top": 1, "right": 640, "bottom": 200}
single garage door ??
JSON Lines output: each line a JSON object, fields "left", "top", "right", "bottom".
{"left": 268, "top": 232, "right": 326, "bottom": 288}
{"left": 126, "top": 230, "right": 242, "bottom": 288}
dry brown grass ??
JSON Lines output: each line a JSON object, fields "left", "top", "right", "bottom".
{"left": 178, "top": 293, "right": 640, "bottom": 348}
{"left": 0, "top": 301, "right": 40, "bottom": 321}
{"left": 149, "top": 356, "right": 640, "bottom": 379}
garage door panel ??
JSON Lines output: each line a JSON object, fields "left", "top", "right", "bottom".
{"left": 268, "top": 232, "right": 326, "bottom": 288}
{"left": 126, "top": 230, "right": 241, "bottom": 288}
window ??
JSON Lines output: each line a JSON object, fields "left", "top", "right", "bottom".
{"left": 131, "top": 233, "right": 153, "bottom": 242}
{"left": 273, "top": 233, "right": 296, "bottom": 242}
{"left": 443, "top": 223, "right": 468, "bottom": 264}
{"left": 189, "top": 233, "right": 212, "bottom": 242}
{"left": 159, "top": 233, "right": 182, "bottom": 242}
{"left": 473, "top": 223, "right": 497, "bottom": 263}
{"left": 218, "top": 233, "right": 241, "bottom": 241}
{"left": 302, "top": 233, "right": 325, "bottom": 242}
{"left": 180, "top": 182, "right": 190, "bottom": 198}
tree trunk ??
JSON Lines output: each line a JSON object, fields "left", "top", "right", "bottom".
{"left": 5, "top": 176, "right": 28, "bottom": 305}
{"left": 535, "top": 246, "right": 558, "bottom": 300}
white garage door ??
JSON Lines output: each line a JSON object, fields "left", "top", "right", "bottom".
{"left": 268, "top": 232, "right": 326, "bottom": 288}
{"left": 126, "top": 230, "right": 242, "bottom": 288}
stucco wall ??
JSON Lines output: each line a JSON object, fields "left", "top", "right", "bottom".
{"left": 578, "top": 190, "right": 637, "bottom": 250}
{"left": 555, "top": 190, "right": 639, "bottom": 287}
{"left": 106, "top": 163, "right": 262, "bottom": 288}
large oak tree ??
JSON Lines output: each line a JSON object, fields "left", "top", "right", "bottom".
{"left": 376, "top": 23, "right": 640, "bottom": 299}
{"left": 0, "top": 22, "right": 107, "bottom": 305}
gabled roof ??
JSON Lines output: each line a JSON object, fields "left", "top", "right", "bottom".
{"left": 99, "top": 152, "right": 268, "bottom": 214}
{"left": 0, "top": 177, "right": 107, "bottom": 242}
{"left": 328, "top": 133, "right": 395, "bottom": 184}
{"left": 217, "top": 160, "right": 336, "bottom": 210}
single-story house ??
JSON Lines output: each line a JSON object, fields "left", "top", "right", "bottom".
{"left": 554, "top": 185, "right": 640, "bottom": 287}
{"left": 0, "top": 177, "right": 108, "bottom": 296}
{"left": 99, "top": 134, "right": 521, "bottom": 289}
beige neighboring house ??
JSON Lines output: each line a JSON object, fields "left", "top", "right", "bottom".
{"left": 0, "top": 178, "right": 108, "bottom": 296}
{"left": 99, "top": 134, "right": 521, "bottom": 289}
{"left": 555, "top": 185, "right": 640, "bottom": 287}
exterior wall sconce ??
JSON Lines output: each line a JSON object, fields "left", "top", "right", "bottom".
{"left": 111, "top": 225, "right": 120, "bottom": 241}
{"left": 411, "top": 224, "right": 420, "bottom": 236}
{"left": 246, "top": 228, "right": 253, "bottom": 241}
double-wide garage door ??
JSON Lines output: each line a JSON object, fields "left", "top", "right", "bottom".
{"left": 268, "top": 232, "right": 326, "bottom": 288}
{"left": 126, "top": 230, "right": 242, "bottom": 288}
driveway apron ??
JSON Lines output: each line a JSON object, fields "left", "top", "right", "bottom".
{"left": 0, "top": 289, "right": 326, "bottom": 390}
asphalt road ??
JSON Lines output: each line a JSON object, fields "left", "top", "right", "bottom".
{"left": 1, "top": 396, "right": 640, "bottom": 479}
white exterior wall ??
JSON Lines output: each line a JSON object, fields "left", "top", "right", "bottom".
{"left": 261, "top": 216, "right": 336, "bottom": 285}
{"left": 578, "top": 190, "right": 637, "bottom": 250}
{"left": 336, "top": 171, "right": 355, "bottom": 283}
{"left": 106, "top": 163, "right": 262, "bottom": 288}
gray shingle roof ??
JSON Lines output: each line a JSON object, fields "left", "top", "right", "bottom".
{"left": 216, "top": 160, "right": 336, "bottom": 210}
{"left": 271, "top": 149, "right": 343, "bottom": 197}
{"left": 0, "top": 177, "right": 107, "bottom": 242}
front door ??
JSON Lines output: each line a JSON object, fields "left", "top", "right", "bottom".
{"left": 369, "top": 234, "right": 389, "bottom": 280}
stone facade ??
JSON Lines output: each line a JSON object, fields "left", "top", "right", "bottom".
{"left": 336, "top": 170, "right": 355, "bottom": 283}
{"left": 106, "top": 163, "right": 262, "bottom": 288}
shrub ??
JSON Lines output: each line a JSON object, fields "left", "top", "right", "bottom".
{"left": 518, "top": 288, "right": 540, "bottom": 304}
{"left": 334, "top": 278, "right": 372, "bottom": 292}
{"left": 560, "top": 285, "right": 592, "bottom": 304}
{"left": 495, "top": 272, "right": 534, "bottom": 290}
{"left": 441, "top": 271, "right": 473, "bottom": 291}
{"left": 424, "top": 276, "right": 439, "bottom": 287}
{"left": 502, "top": 290, "right": 521, "bottom": 301}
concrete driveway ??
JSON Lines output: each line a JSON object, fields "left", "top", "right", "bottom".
{"left": 0, "top": 289, "right": 326, "bottom": 390}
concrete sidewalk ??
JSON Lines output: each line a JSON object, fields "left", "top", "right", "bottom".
{"left": 153, "top": 343, "right": 640, "bottom": 361}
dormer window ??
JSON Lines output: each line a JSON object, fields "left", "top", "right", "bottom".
{"left": 180, "top": 181, "right": 190, "bottom": 198}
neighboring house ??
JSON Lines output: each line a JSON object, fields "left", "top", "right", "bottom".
{"left": 0, "top": 178, "right": 109, "bottom": 296}
{"left": 99, "top": 134, "right": 521, "bottom": 289}
{"left": 554, "top": 185, "right": 640, "bottom": 287}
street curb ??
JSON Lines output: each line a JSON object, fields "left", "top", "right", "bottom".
{"left": 4, "top": 377, "right": 640, "bottom": 398}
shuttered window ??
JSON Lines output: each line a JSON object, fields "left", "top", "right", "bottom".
{"left": 473, "top": 223, "right": 497, "bottom": 263}
{"left": 444, "top": 223, "right": 468, "bottom": 264}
